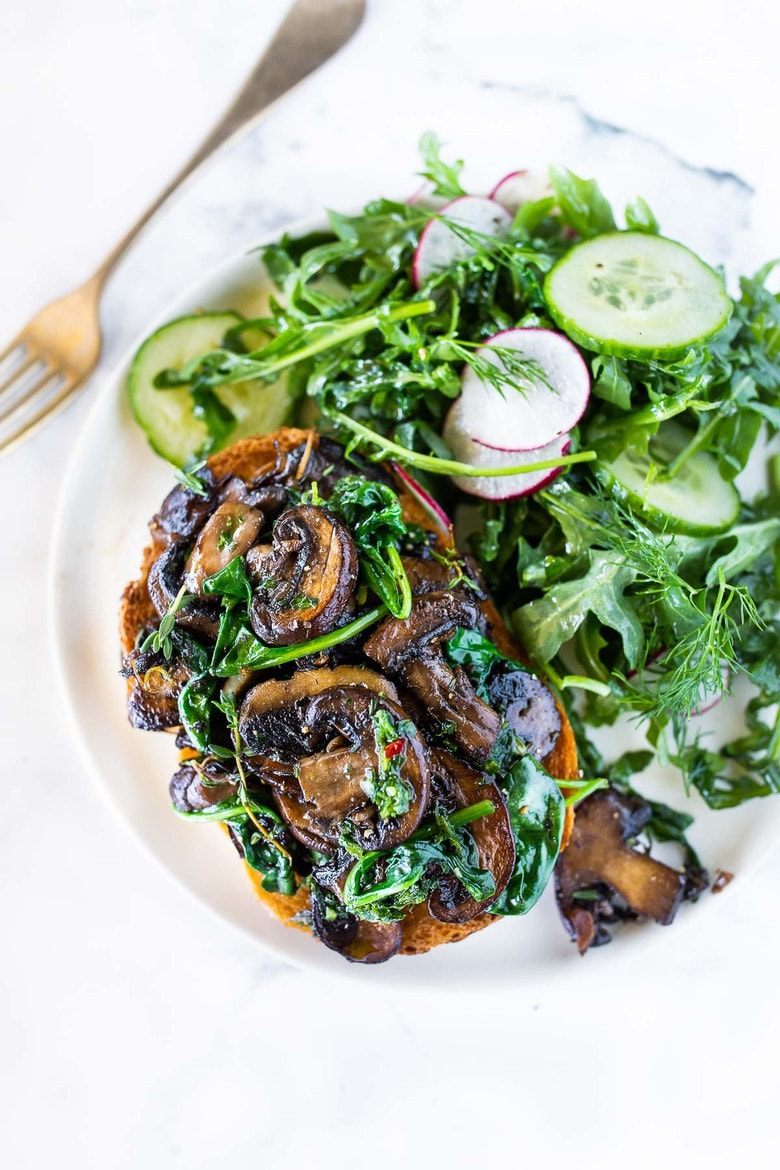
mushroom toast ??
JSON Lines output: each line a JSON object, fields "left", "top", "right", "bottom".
{"left": 120, "top": 428, "right": 581, "bottom": 963}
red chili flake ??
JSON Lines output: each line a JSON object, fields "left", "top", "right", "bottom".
{"left": 384, "top": 738, "right": 405, "bottom": 760}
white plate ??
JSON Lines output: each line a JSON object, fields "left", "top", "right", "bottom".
{"left": 49, "top": 83, "right": 778, "bottom": 990}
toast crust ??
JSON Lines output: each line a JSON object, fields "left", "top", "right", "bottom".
{"left": 120, "top": 428, "right": 579, "bottom": 957}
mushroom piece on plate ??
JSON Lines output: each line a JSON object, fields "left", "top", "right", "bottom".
{"left": 310, "top": 888, "right": 403, "bottom": 964}
{"left": 427, "top": 749, "right": 516, "bottom": 923}
{"left": 363, "top": 591, "right": 501, "bottom": 764}
{"left": 247, "top": 505, "right": 359, "bottom": 646}
{"left": 554, "top": 789, "right": 689, "bottom": 954}
{"left": 239, "top": 672, "right": 430, "bottom": 852}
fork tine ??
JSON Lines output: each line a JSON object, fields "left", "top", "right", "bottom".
{"left": 0, "top": 345, "right": 35, "bottom": 393}
{"left": 0, "top": 370, "right": 77, "bottom": 454}
{"left": 0, "top": 357, "right": 50, "bottom": 420}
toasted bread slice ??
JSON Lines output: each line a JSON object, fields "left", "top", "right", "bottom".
{"left": 120, "top": 428, "right": 579, "bottom": 957}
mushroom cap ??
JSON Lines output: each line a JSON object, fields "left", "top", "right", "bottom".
{"left": 147, "top": 540, "right": 221, "bottom": 640}
{"left": 487, "top": 665, "right": 562, "bottom": 760}
{"left": 555, "top": 789, "right": 687, "bottom": 953}
{"left": 170, "top": 760, "right": 237, "bottom": 813}
{"left": 427, "top": 749, "right": 516, "bottom": 923}
{"left": 122, "top": 647, "right": 190, "bottom": 731}
{"left": 183, "top": 500, "right": 263, "bottom": 593}
{"left": 363, "top": 591, "right": 501, "bottom": 764}
{"left": 311, "top": 891, "right": 403, "bottom": 963}
{"left": 239, "top": 672, "right": 431, "bottom": 852}
{"left": 248, "top": 505, "right": 359, "bottom": 647}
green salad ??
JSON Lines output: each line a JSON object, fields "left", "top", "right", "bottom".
{"left": 128, "top": 134, "right": 780, "bottom": 912}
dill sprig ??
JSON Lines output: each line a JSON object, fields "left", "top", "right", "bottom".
{"left": 604, "top": 508, "right": 764, "bottom": 720}
{"left": 445, "top": 338, "right": 555, "bottom": 397}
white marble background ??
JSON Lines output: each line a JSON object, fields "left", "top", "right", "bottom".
{"left": 2, "top": 1, "right": 780, "bottom": 1166}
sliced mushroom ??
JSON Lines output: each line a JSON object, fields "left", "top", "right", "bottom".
{"left": 240, "top": 666, "right": 399, "bottom": 717}
{"left": 402, "top": 554, "right": 485, "bottom": 599}
{"left": 183, "top": 500, "right": 263, "bottom": 592}
{"left": 427, "top": 749, "right": 515, "bottom": 923}
{"left": 554, "top": 789, "right": 687, "bottom": 954}
{"left": 170, "top": 759, "right": 237, "bottom": 813}
{"left": 310, "top": 888, "right": 402, "bottom": 964}
{"left": 122, "top": 647, "right": 189, "bottom": 731}
{"left": 363, "top": 591, "right": 501, "bottom": 764}
{"left": 248, "top": 505, "right": 358, "bottom": 647}
{"left": 238, "top": 677, "right": 430, "bottom": 852}
{"left": 487, "top": 665, "right": 562, "bottom": 760}
{"left": 151, "top": 469, "right": 219, "bottom": 541}
{"left": 147, "top": 540, "right": 221, "bottom": 640}
{"left": 291, "top": 436, "right": 392, "bottom": 497}
{"left": 401, "top": 555, "right": 457, "bottom": 596}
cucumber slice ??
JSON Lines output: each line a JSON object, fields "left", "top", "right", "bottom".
{"left": 596, "top": 420, "right": 739, "bottom": 535}
{"left": 127, "top": 312, "right": 294, "bottom": 467}
{"left": 544, "top": 232, "right": 732, "bottom": 360}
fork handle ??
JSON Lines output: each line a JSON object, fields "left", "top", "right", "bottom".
{"left": 95, "top": 0, "right": 363, "bottom": 284}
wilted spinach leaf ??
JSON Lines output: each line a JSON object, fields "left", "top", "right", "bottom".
{"left": 492, "top": 755, "right": 566, "bottom": 916}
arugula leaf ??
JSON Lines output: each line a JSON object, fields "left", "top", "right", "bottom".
{"left": 417, "top": 131, "right": 467, "bottom": 200}
{"left": 491, "top": 756, "right": 566, "bottom": 916}
{"left": 513, "top": 549, "right": 642, "bottom": 666}
{"left": 625, "top": 195, "right": 660, "bottom": 234}
{"left": 677, "top": 518, "right": 780, "bottom": 586}
{"left": 591, "top": 355, "right": 633, "bottom": 411}
{"left": 323, "top": 476, "right": 412, "bottom": 617}
{"left": 189, "top": 385, "right": 237, "bottom": 454}
{"left": 549, "top": 165, "right": 616, "bottom": 237}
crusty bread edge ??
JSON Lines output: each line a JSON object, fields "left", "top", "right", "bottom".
{"left": 119, "top": 428, "right": 579, "bottom": 958}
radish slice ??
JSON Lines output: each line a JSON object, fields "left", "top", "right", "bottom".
{"left": 412, "top": 196, "right": 511, "bottom": 288}
{"left": 490, "top": 170, "right": 553, "bottom": 214}
{"left": 458, "top": 328, "right": 590, "bottom": 453}
{"left": 443, "top": 400, "right": 571, "bottom": 500}
{"left": 405, "top": 183, "right": 448, "bottom": 211}
{"left": 391, "top": 461, "right": 452, "bottom": 536}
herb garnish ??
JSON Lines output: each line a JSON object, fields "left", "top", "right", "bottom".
{"left": 361, "top": 707, "right": 416, "bottom": 820}
{"left": 140, "top": 582, "right": 194, "bottom": 659}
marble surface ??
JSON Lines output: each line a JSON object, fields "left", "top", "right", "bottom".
{"left": 2, "top": 1, "right": 780, "bottom": 1166}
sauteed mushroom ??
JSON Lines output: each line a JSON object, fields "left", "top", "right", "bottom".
{"left": 147, "top": 540, "right": 221, "bottom": 640}
{"left": 183, "top": 500, "right": 263, "bottom": 592}
{"left": 170, "top": 759, "right": 237, "bottom": 813}
{"left": 401, "top": 554, "right": 485, "bottom": 599}
{"left": 310, "top": 889, "right": 402, "bottom": 964}
{"left": 363, "top": 591, "right": 501, "bottom": 764}
{"left": 239, "top": 673, "right": 430, "bottom": 851}
{"left": 248, "top": 505, "right": 359, "bottom": 646}
{"left": 151, "top": 469, "right": 219, "bottom": 542}
{"left": 427, "top": 749, "right": 515, "bottom": 923}
{"left": 555, "top": 789, "right": 688, "bottom": 954}
{"left": 487, "top": 664, "right": 562, "bottom": 760}
{"left": 121, "top": 646, "right": 190, "bottom": 731}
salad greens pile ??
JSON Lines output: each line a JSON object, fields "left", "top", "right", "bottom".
{"left": 147, "top": 133, "right": 779, "bottom": 828}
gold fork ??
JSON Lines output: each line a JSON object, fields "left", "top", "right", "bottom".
{"left": 0, "top": 0, "right": 365, "bottom": 456}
